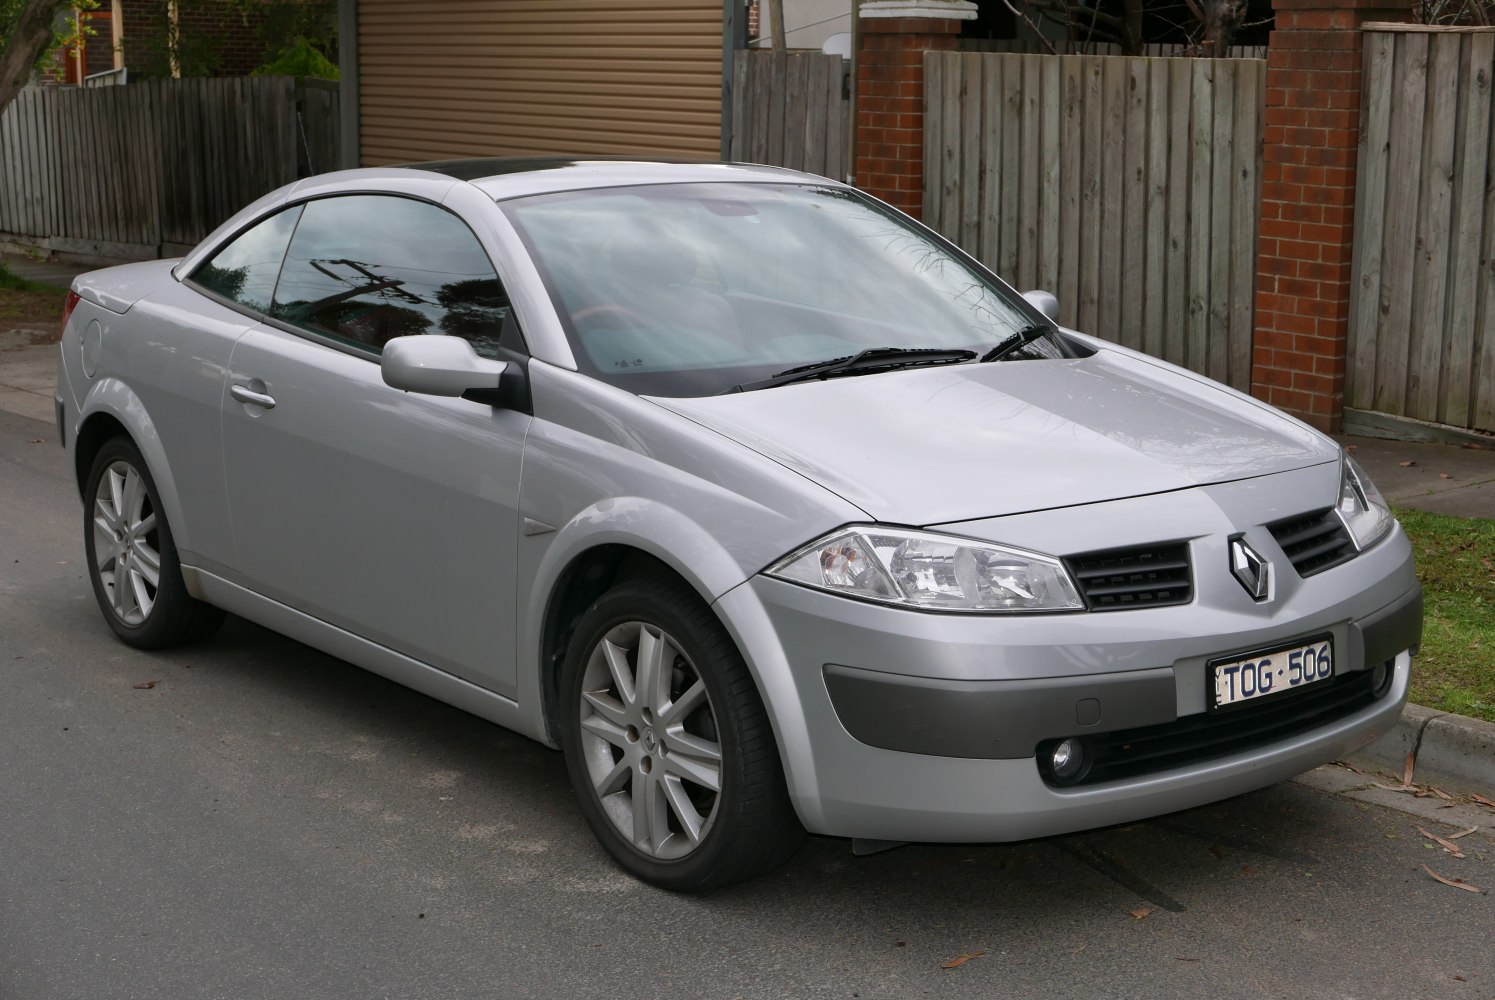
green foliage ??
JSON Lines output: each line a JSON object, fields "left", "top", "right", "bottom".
{"left": 253, "top": 35, "right": 336, "bottom": 80}
{"left": 1397, "top": 508, "right": 1495, "bottom": 722}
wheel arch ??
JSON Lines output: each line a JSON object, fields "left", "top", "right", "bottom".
{"left": 72, "top": 379, "right": 192, "bottom": 554}
{"left": 526, "top": 500, "right": 764, "bottom": 749}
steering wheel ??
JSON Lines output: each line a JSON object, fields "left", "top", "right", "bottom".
{"left": 571, "top": 303, "right": 649, "bottom": 331}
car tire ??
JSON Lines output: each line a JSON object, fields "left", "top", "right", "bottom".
{"left": 559, "top": 573, "right": 803, "bottom": 891}
{"left": 83, "top": 437, "right": 224, "bottom": 649}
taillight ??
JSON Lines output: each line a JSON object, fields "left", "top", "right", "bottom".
{"left": 61, "top": 290, "right": 81, "bottom": 336}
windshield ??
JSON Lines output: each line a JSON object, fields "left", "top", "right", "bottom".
{"left": 500, "top": 182, "right": 1071, "bottom": 396}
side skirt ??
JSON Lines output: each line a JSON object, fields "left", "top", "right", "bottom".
{"left": 183, "top": 566, "right": 552, "bottom": 747}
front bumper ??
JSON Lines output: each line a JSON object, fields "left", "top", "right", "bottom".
{"left": 713, "top": 468, "right": 1422, "bottom": 843}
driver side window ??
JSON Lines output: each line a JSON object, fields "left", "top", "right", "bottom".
{"left": 270, "top": 194, "right": 514, "bottom": 358}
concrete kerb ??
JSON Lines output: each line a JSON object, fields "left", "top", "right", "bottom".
{"left": 1348, "top": 702, "right": 1495, "bottom": 802}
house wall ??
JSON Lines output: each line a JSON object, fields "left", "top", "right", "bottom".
{"left": 356, "top": 0, "right": 725, "bottom": 165}
{"left": 750, "top": 0, "right": 853, "bottom": 51}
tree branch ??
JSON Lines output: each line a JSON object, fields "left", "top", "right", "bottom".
{"left": 0, "top": 0, "right": 68, "bottom": 116}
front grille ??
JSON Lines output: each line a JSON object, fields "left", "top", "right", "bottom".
{"left": 1065, "top": 543, "right": 1192, "bottom": 611}
{"left": 1037, "top": 668, "right": 1382, "bottom": 788}
{"left": 1268, "top": 507, "right": 1355, "bottom": 577}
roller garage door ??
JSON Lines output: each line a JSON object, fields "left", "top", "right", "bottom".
{"left": 357, "top": 0, "right": 725, "bottom": 164}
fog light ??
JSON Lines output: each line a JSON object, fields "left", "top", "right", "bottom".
{"left": 1051, "top": 738, "right": 1086, "bottom": 780}
{"left": 1370, "top": 659, "right": 1393, "bottom": 697}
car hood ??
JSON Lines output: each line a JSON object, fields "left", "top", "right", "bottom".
{"left": 650, "top": 349, "right": 1338, "bottom": 525}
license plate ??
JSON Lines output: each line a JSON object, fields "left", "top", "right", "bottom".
{"left": 1210, "top": 636, "right": 1333, "bottom": 710}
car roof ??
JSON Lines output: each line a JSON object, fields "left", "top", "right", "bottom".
{"left": 401, "top": 157, "right": 843, "bottom": 200}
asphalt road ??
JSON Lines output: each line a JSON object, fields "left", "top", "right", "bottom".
{"left": 2, "top": 406, "right": 1492, "bottom": 1000}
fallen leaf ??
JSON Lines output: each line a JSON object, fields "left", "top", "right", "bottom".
{"left": 1471, "top": 793, "right": 1495, "bottom": 812}
{"left": 1241, "top": 865, "right": 1256, "bottom": 876}
{"left": 27, "top": 438, "right": 43, "bottom": 444}
{"left": 1418, "top": 826, "right": 1466, "bottom": 859}
{"left": 1344, "top": 444, "right": 1357, "bottom": 452}
{"left": 1129, "top": 907, "right": 1154, "bottom": 921}
{"left": 1422, "top": 865, "right": 1484, "bottom": 894}
{"left": 1403, "top": 752, "right": 1416, "bottom": 786}
{"left": 1439, "top": 472, "right": 1453, "bottom": 479}
{"left": 1174, "top": 957, "right": 1200, "bottom": 962}
{"left": 1448, "top": 827, "right": 1480, "bottom": 840}
{"left": 132, "top": 681, "right": 156, "bottom": 690}
{"left": 942, "top": 950, "right": 985, "bottom": 969}
{"left": 1398, "top": 460, "right": 1417, "bottom": 467}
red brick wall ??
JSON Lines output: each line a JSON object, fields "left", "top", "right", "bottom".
{"left": 854, "top": 17, "right": 962, "bottom": 219}
{"left": 1250, "top": 0, "right": 1406, "bottom": 431}
{"left": 119, "top": 0, "right": 270, "bottom": 77}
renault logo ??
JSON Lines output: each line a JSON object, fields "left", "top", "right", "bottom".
{"left": 1230, "top": 536, "right": 1270, "bottom": 601}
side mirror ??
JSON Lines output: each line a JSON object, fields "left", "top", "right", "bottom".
{"left": 381, "top": 335, "right": 507, "bottom": 398}
{"left": 1022, "top": 290, "right": 1059, "bottom": 322}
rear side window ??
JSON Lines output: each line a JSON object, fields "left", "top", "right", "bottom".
{"left": 269, "top": 194, "right": 511, "bottom": 357}
{"left": 191, "top": 205, "right": 303, "bottom": 312}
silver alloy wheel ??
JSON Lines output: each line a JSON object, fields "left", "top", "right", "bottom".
{"left": 91, "top": 460, "right": 161, "bottom": 627}
{"left": 577, "top": 620, "right": 723, "bottom": 860}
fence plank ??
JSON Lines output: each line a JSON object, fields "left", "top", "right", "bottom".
{"left": 1207, "top": 62, "right": 1234, "bottom": 384}
{"left": 1186, "top": 60, "right": 1215, "bottom": 375}
{"left": 1165, "top": 58, "right": 1191, "bottom": 367}
{"left": 998, "top": 55, "right": 1022, "bottom": 283}
{"left": 1057, "top": 56, "right": 1082, "bottom": 325}
{"left": 1037, "top": 56, "right": 1061, "bottom": 295}
{"left": 960, "top": 53, "right": 983, "bottom": 256}
{"left": 1407, "top": 33, "right": 1458, "bottom": 419}
{"left": 1439, "top": 35, "right": 1488, "bottom": 426}
{"left": 1077, "top": 57, "right": 1104, "bottom": 335}
{"left": 1474, "top": 39, "right": 1495, "bottom": 431}
{"left": 1230, "top": 59, "right": 1262, "bottom": 392}
{"left": 1098, "top": 57, "right": 1126, "bottom": 345}
{"left": 1142, "top": 59, "right": 1169, "bottom": 360}
{"left": 1373, "top": 33, "right": 1428, "bottom": 414}
{"left": 1120, "top": 57, "right": 1147, "bottom": 352}
{"left": 944, "top": 53, "right": 964, "bottom": 239}
{"left": 1349, "top": 31, "right": 1396, "bottom": 411}
{"left": 978, "top": 54, "right": 1002, "bottom": 274}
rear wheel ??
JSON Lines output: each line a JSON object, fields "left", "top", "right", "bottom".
{"left": 83, "top": 438, "right": 223, "bottom": 648}
{"left": 559, "top": 574, "right": 803, "bottom": 891}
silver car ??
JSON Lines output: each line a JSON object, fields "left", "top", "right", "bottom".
{"left": 56, "top": 160, "right": 1422, "bottom": 891}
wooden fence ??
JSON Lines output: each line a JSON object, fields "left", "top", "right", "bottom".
{"left": 729, "top": 50, "right": 848, "bottom": 180}
{"left": 0, "top": 77, "right": 339, "bottom": 259}
{"left": 924, "top": 52, "right": 1264, "bottom": 391}
{"left": 1348, "top": 25, "right": 1495, "bottom": 434}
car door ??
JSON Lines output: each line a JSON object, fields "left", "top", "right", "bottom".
{"left": 219, "top": 193, "right": 530, "bottom": 697}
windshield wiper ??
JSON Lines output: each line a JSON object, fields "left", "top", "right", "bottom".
{"left": 980, "top": 324, "right": 1052, "bottom": 363}
{"left": 721, "top": 346, "right": 978, "bottom": 394}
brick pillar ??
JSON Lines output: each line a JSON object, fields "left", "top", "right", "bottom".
{"left": 1251, "top": 0, "right": 1406, "bottom": 432}
{"left": 854, "top": 1, "right": 975, "bottom": 219}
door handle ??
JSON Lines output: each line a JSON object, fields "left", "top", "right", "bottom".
{"left": 230, "top": 383, "right": 277, "bottom": 409}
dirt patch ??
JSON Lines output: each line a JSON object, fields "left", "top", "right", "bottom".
{"left": 0, "top": 326, "right": 60, "bottom": 351}
{"left": 1, "top": 286, "right": 66, "bottom": 323}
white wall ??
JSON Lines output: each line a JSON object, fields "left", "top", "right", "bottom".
{"left": 750, "top": 0, "right": 853, "bottom": 52}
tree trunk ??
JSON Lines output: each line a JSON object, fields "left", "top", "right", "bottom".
{"left": 1120, "top": 0, "right": 1144, "bottom": 55}
{"left": 0, "top": 0, "right": 67, "bottom": 116}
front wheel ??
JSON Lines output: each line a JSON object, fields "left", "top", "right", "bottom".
{"left": 559, "top": 575, "right": 803, "bottom": 891}
{"left": 83, "top": 438, "right": 224, "bottom": 649}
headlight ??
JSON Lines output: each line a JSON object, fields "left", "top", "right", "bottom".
{"left": 766, "top": 526, "right": 1085, "bottom": 612}
{"left": 1337, "top": 453, "right": 1394, "bottom": 550}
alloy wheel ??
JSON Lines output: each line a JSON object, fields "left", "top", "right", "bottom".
{"left": 576, "top": 620, "right": 723, "bottom": 860}
{"left": 91, "top": 460, "right": 161, "bottom": 626}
